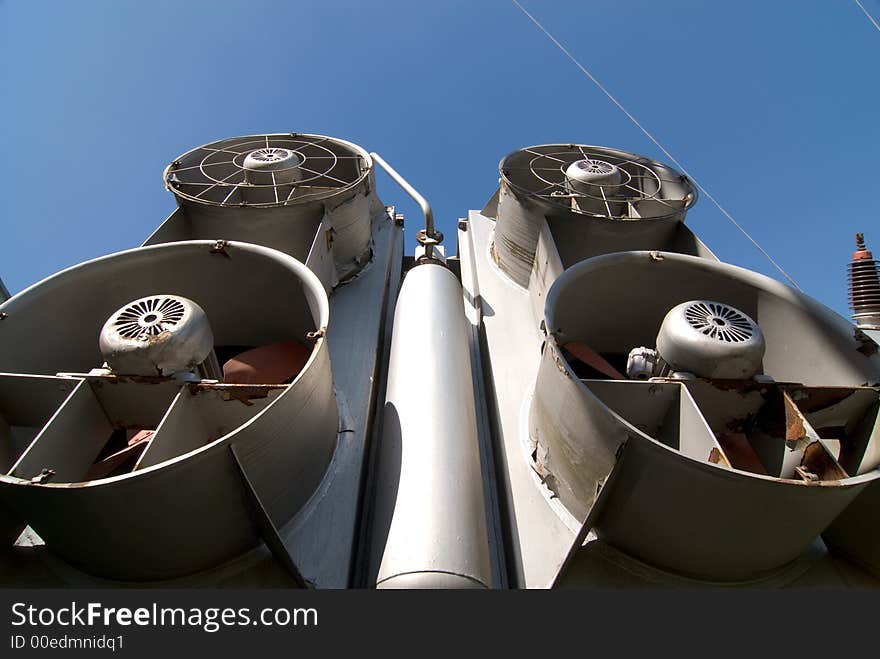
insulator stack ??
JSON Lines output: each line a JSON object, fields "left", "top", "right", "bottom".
{"left": 849, "top": 232, "right": 880, "bottom": 329}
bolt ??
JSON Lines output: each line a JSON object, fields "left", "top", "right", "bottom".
{"left": 30, "top": 468, "right": 55, "bottom": 484}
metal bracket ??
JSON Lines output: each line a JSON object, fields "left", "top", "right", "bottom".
{"left": 416, "top": 229, "right": 443, "bottom": 246}
{"left": 210, "top": 240, "right": 231, "bottom": 258}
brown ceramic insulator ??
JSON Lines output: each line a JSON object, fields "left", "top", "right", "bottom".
{"left": 848, "top": 233, "right": 880, "bottom": 317}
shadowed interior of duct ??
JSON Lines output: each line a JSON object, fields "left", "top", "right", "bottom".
{"left": 545, "top": 252, "right": 880, "bottom": 485}
{"left": 0, "top": 368, "right": 293, "bottom": 485}
{"left": 0, "top": 241, "right": 323, "bottom": 486}
{"left": 580, "top": 378, "right": 879, "bottom": 482}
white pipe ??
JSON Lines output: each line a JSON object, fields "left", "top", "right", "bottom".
{"left": 372, "top": 264, "right": 492, "bottom": 588}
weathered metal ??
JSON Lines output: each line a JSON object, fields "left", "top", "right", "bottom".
{"left": 160, "top": 133, "right": 379, "bottom": 281}
{"left": 491, "top": 144, "right": 697, "bottom": 287}
{"left": 0, "top": 241, "right": 337, "bottom": 580}
{"left": 3, "top": 133, "right": 880, "bottom": 590}
{"left": 531, "top": 251, "right": 880, "bottom": 580}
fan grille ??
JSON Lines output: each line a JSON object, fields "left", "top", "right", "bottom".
{"left": 113, "top": 297, "right": 186, "bottom": 340}
{"left": 684, "top": 302, "right": 754, "bottom": 343}
{"left": 247, "top": 148, "right": 293, "bottom": 163}
{"left": 500, "top": 144, "right": 695, "bottom": 219}
{"left": 577, "top": 159, "right": 614, "bottom": 175}
{"left": 165, "top": 133, "right": 369, "bottom": 207}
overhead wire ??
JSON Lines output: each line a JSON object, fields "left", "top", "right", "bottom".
{"left": 510, "top": 0, "right": 803, "bottom": 291}
{"left": 854, "top": 0, "right": 880, "bottom": 33}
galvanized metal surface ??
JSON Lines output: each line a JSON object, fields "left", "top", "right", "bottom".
{"left": 459, "top": 203, "right": 880, "bottom": 587}
{"left": 491, "top": 144, "right": 696, "bottom": 287}
{"left": 2, "top": 131, "right": 879, "bottom": 590}
{"left": 0, "top": 241, "right": 338, "bottom": 580}
{"left": 532, "top": 251, "right": 880, "bottom": 580}
{"left": 160, "top": 133, "right": 377, "bottom": 280}
{"left": 460, "top": 210, "right": 575, "bottom": 587}
{"left": 281, "top": 212, "right": 403, "bottom": 588}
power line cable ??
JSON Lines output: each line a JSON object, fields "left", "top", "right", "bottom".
{"left": 854, "top": 0, "right": 880, "bottom": 33}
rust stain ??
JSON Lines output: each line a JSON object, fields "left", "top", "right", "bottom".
{"left": 708, "top": 447, "right": 731, "bottom": 468}
{"left": 783, "top": 392, "right": 808, "bottom": 447}
{"left": 552, "top": 349, "right": 573, "bottom": 379}
{"left": 801, "top": 441, "right": 848, "bottom": 482}
{"left": 188, "top": 383, "right": 287, "bottom": 406}
{"left": 703, "top": 378, "right": 770, "bottom": 393}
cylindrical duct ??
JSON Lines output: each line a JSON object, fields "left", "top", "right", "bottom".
{"left": 163, "top": 133, "right": 378, "bottom": 276}
{"left": 324, "top": 190, "right": 372, "bottom": 280}
{"left": 0, "top": 241, "right": 337, "bottom": 580}
{"left": 492, "top": 144, "right": 696, "bottom": 288}
{"left": 492, "top": 179, "right": 542, "bottom": 287}
{"left": 372, "top": 264, "right": 492, "bottom": 589}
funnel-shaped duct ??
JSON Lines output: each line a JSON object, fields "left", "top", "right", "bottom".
{"left": 530, "top": 252, "right": 880, "bottom": 580}
{"left": 0, "top": 241, "right": 337, "bottom": 580}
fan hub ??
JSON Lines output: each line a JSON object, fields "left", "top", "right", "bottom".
{"left": 242, "top": 148, "right": 304, "bottom": 186}
{"left": 564, "top": 159, "right": 622, "bottom": 187}
{"left": 243, "top": 148, "right": 301, "bottom": 170}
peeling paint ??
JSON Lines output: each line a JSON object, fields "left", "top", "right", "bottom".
{"left": 188, "top": 382, "right": 287, "bottom": 406}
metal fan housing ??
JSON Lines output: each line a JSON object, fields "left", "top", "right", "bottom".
{"left": 492, "top": 144, "right": 697, "bottom": 286}
{"left": 655, "top": 300, "right": 765, "bottom": 379}
{"left": 99, "top": 295, "right": 214, "bottom": 377}
{"left": 161, "top": 133, "right": 379, "bottom": 280}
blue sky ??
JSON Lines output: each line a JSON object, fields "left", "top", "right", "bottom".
{"left": 2, "top": 0, "right": 878, "bottom": 318}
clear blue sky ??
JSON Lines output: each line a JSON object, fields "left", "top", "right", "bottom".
{"left": 2, "top": 0, "right": 878, "bottom": 318}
